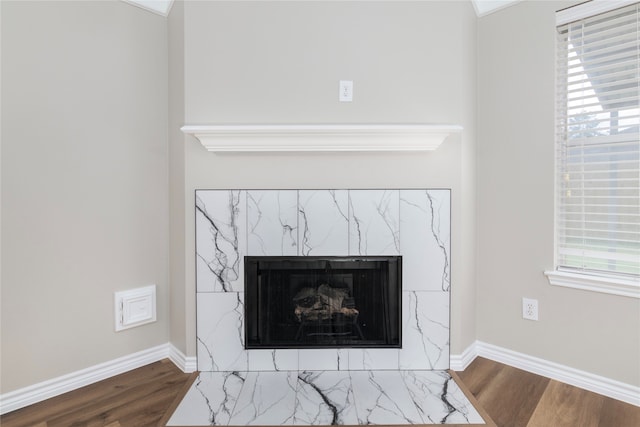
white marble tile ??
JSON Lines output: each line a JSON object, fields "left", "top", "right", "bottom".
{"left": 399, "top": 189, "right": 451, "bottom": 291}
{"left": 196, "top": 190, "right": 247, "bottom": 292}
{"left": 248, "top": 349, "right": 299, "bottom": 371}
{"left": 298, "top": 190, "right": 349, "bottom": 256}
{"left": 349, "top": 370, "right": 424, "bottom": 425}
{"left": 294, "top": 371, "right": 359, "bottom": 425}
{"left": 168, "top": 370, "right": 485, "bottom": 426}
{"left": 194, "top": 188, "right": 451, "bottom": 374}
{"left": 247, "top": 190, "right": 299, "bottom": 256}
{"left": 399, "top": 291, "right": 450, "bottom": 370}
{"left": 298, "top": 349, "right": 345, "bottom": 371}
{"left": 348, "top": 190, "right": 400, "bottom": 255}
{"left": 197, "top": 292, "right": 248, "bottom": 372}
{"left": 400, "top": 370, "right": 484, "bottom": 424}
{"left": 337, "top": 349, "right": 349, "bottom": 371}
{"left": 346, "top": 348, "right": 399, "bottom": 370}
{"left": 166, "top": 371, "right": 246, "bottom": 426}
{"left": 230, "top": 371, "right": 298, "bottom": 425}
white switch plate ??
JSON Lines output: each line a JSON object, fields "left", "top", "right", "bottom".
{"left": 115, "top": 285, "right": 156, "bottom": 331}
{"left": 339, "top": 80, "right": 353, "bottom": 102}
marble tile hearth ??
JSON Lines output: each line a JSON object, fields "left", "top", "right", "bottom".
{"left": 167, "top": 369, "right": 485, "bottom": 426}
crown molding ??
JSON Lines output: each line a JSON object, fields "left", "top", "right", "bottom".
{"left": 181, "top": 124, "right": 462, "bottom": 153}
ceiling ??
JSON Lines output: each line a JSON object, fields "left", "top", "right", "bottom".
{"left": 122, "top": 0, "right": 173, "bottom": 16}
{"left": 123, "top": 0, "right": 522, "bottom": 18}
{"left": 471, "top": 0, "right": 522, "bottom": 16}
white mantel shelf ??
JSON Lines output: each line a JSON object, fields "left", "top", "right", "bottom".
{"left": 181, "top": 124, "right": 463, "bottom": 152}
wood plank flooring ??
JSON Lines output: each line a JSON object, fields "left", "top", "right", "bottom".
{"left": 456, "top": 357, "right": 640, "bottom": 427}
{"left": 1, "top": 356, "right": 638, "bottom": 427}
{"left": 0, "top": 359, "right": 197, "bottom": 427}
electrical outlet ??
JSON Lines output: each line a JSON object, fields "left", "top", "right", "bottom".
{"left": 522, "top": 298, "right": 539, "bottom": 321}
{"left": 339, "top": 80, "right": 353, "bottom": 102}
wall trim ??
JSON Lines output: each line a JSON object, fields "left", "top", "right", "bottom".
{"left": 449, "top": 341, "right": 478, "bottom": 371}
{"left": 168, "top": 342, "right": 198, "bottom": 374}
{"left": 5, "top": 340, "right": 637, "bottom": 415}
{"left": 544, "top": 270, "right": 640, "bottom": 299}
{"left": 181, "top": 124, "right": 463, "bottom": 152}
{"left": 451, "top": 341, "right": 640, "bottom": 407}
{"left": 0, "top": 343, "right": 195, "bottom": 415}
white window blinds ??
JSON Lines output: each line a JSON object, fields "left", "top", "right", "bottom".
{"left": 555, "top": 2, "right": 640, "bottom": 278}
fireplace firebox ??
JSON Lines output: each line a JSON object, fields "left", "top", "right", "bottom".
{"left": 245, "top": 256, "right": 402, "bottom": 349}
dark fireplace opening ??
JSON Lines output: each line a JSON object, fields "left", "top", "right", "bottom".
{"left": 245, "top": 256, "right": 401, "bottom": 349}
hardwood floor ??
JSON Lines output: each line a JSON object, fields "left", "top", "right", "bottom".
{"left": 0, "top": 359, "right": 197, "bottom": 427}
{"left": 1, "top": 356, "right": 638, "bottom": 427}
{"left": 456, "top": 357, "right": 640, "bottom": 427}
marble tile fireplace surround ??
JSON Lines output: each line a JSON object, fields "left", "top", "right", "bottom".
{"left": 167, "top": 188, "right": 488, "bottom": 426}
{"left": 195, "top": 188, "right": 451, "bottom": 372}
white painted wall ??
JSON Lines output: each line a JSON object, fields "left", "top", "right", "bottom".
{"left": 0, "top": 0, "right": 169, "bottom": 393}
{"left": 176, "top": 0, "right": 478, "bottom": 359}
{"left": 477, "top": 0, "right": 640, "bottom": 386}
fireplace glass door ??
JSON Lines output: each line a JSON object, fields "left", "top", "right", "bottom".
{"left": 245, "top": 256, "right": 401, "bottom": 349}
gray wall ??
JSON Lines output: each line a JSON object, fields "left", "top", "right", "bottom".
{"left": 477, "top": 0, "right": 640, "bottom": 386}
{"left": 168, "top": 0, "right": 187, "bottom": 356}
{"left": 4, "top": 0, "right": 636, "bottom": 400}
{"left": 0, "top": 0, "right": 169, "bottom": 393}
{"left": 176, "top": 0, "right": 478, "bottom": 359}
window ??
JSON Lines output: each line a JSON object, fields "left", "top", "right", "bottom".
{"left": 547, "top": 1, "right": 640, "bottom": 297}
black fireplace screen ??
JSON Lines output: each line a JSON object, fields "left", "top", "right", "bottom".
{"left": 244, "top": 256, "right": 401, "bottom": 349}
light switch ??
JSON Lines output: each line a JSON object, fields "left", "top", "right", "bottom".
{"left": 115, "top": 285, "right": 156, "bottom": 331}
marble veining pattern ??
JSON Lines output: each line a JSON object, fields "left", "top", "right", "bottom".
{"left": 345, "top": 348, "right": 399, "bottom": 370}
{"left": 401, "top": 370, "right": 483, "bottom": 424}
{"left": 295, "top": 371, "right": 358, "bottom": 425}
{"left": 348, "top": 189, "right": 400, "bottom": 255}
{"left": 230, "top": 371, "right": 298, "bottom": 425}
{"left": 167, "top": 370, "right": 484, "bottom": 426}
{"left": 247, "top": 190, "right": 298, "bottom": 256}
{"left": 196, "top": 190, "right": 246, "bottom": 292}
{"left": 197, "top": 292, "right": 248, "bottom": 372}
{"left": 400, "top": 190, "right": 451, "bottom": 292}
{"left": 349, "top": 370, "right": 424, "bottom": 425}
{"left": 297, "top": 349, "right": 347, "bottom": 372}
{"left": 425, "top": 191, "right": 451, "bottom": 292}
{"left": 400, "top": 291, "right": 450, "bottom": 370}
{"left": 166, "top": 371, "right": 246, "bottom": 426}
{"left": 248, "top": 349, "right": 299, "bottom": 372}
{"left": 196, "top": 189, "right": 451, "bottom": 373}
{"left": 298, "top": 190, "right": 349, "bottom": 256}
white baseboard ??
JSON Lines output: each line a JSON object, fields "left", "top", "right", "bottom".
{"left": 449, "top": 341, "right": 478, "bottom": 371}
{"left": 0, "top": 342, "right": 196, "bottom": 415}
{"left": 451, "top": 340, "right": 640, "bottom": 407}
{"left": 168, "top": 342, "right": 198, "bottom": 374}
{"left": 5, "top": 340, "right": 637, "bottom": 415}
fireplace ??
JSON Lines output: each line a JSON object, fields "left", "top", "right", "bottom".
{"left": 196, "top": 188, "right": 450, "bottom": 372}
{"left": 245, "top": 256, "right": 402, "bottom": 349}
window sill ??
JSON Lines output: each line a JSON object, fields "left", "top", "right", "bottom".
{"left": 544, "top": 270, "right": 640, "bottom": 299}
